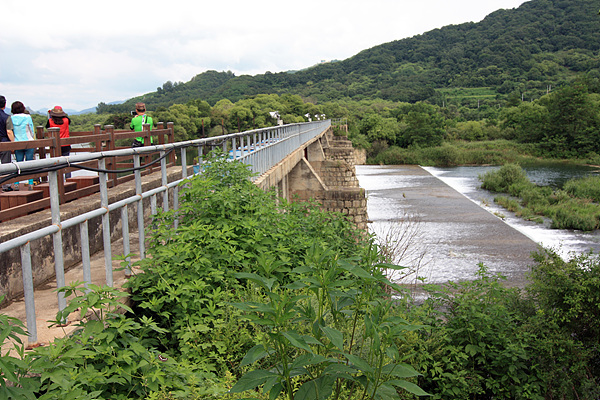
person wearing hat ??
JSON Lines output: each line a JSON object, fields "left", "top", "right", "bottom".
{"left": 0, "top": 95, "right": 15, "bottom": 191}
{"left": 46, "top": 105, "right": 72, "bottom": 178}
{"left": 130, "top": 102, "right": 153, "bottom": 146}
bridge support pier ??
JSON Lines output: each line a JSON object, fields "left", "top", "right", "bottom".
{"left": 257, "top": 127, "right": 368, "bottom": 231}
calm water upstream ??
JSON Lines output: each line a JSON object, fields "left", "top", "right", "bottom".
{"left": 356, "top": 164, "right": 600, "bottom": 287}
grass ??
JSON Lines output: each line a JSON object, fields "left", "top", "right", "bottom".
{"left": 371, "top": 140, "right": 542, "bottom": 167}
{"left": 437, "top": 86, "right": 499, "bottom": 98}
{"left": 481, "top": 164, "right": 600, "bottom": 231}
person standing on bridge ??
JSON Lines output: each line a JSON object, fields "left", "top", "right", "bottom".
{"left": 0, "top": 96, "right": 15, "bottom": 192}
{"left": 130, "top": 102, "right": 153, "bottom": 147}
{"left": 46, "top": 106, "right": 72, "bottom": 178}
{"left": 7, "top": 101, "right": 35, "bottom": 187}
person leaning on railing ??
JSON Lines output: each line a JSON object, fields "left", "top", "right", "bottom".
{"left": 0, "top": 95, "right": 14, "bottom": 192}
{"left": 130, "top": 102, "right": 154, "bottom": 147}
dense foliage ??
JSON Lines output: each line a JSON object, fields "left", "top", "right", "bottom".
{"left": 411, "top": 255, "right": 600, "bottom": 399}
{"left": 2, "top": 159, "right": 600, "bottom": 398}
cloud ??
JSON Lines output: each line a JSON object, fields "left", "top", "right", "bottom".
{"left": 0, "top": 0, "right": 528, "bottom": 111}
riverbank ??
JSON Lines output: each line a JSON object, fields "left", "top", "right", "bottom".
{"left": 366, "top": 139, "right": 600, "bottom": 168}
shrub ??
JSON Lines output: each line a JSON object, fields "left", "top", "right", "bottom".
{"left": 27, "top": 284, "right": 213, "bottom": 400}
{"left": 547, "top": 200, "right": 600, "bottom": 231}
{"left": 564, "top": 175, "right": 600, "bottom": 203}
{"left": 481, "top": 164, "right": 600, "bottom": 230}
{"left": 411, "top": 265, "right": 544, "bottom": 400}
{"left": 479, "top": 163, "right": 530, "bottom": 193}
{"left": 526, "top": 249, "right": 600, "bottom": 397}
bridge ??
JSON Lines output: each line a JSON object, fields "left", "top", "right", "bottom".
{"left": 0, "top": 119, "right": 367, "bottom": 346}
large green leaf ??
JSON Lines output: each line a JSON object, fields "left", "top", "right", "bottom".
{"left": 282, "top": 331, "right": 313, "bottom": 353}
{"left": 241, "top": 345, "right": 271, "bottom": 367}
{"left": 322, "top": 363, "right": 358, "bottom": 381}
{"left": 230, "top": 370, "right": 278, "bottom": 393}
{"left": 344, "top": 353, "right": 375, "bottom": 374}
{"left": 290, "top": 353, "right": 328, "bottom": 371}
{"left": 387, "top": 379, "right": 431, "bottom": 396}
{"left": 321, "top": 326, "right": 344, "bottom": 351}
{"left": 269, "top": 382, "right": 283, "bottom": 400}
{"left": 374, "top": 382, "right": 402, "bottom": 400}
{"left": 235, "top": 272, "right": 277, "bottom": 291}
{"left": 294, "top": 376, "right": 336, "bottom": 400}
{"left": 374, "top": 262, "right": 408, "bottom": 271}
{"left": 339, "top": 263, "right": 375, "bottom": 280}
{"left": 381, "top": 363, "right": 420, "bottom": 378}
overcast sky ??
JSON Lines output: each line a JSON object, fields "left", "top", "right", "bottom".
{"left": 0, "top": 0, "right": 528, "bottom": 112}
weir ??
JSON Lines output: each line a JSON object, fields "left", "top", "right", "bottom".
{"left": 0, "top": 119, "right": 367, "bottom": 346}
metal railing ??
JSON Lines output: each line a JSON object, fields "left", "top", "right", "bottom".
{"left": 0, "top": 122, "right": 176, "bottom": 221}
{"left": 0, "top": 119, "right": 330, "bottom": 343}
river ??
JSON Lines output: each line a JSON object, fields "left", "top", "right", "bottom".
{"left": 355, "top": 164, "right": 600, "bottom": 287}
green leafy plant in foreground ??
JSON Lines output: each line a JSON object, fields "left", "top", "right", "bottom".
{"left": 0, "top": 296, "right": 40, "bottom": 400}
{"left": 229, "top": 244, "right": 429, "bottom": 400}
{"left": 126, "top": 151, "right": 368, "bottom": 376}
{"left": 26, "top": 283, "right": 212, "bottom": 400}
{"left": 412, "top": 265, "right": 544, "bottom": 399}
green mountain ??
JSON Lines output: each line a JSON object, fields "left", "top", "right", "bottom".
{"left": 98, "top": 0, "right": 600, "bottom": 113}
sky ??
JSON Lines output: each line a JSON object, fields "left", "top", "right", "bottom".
{"left": 0, "top": 0, "right": 529, "bottom": 113}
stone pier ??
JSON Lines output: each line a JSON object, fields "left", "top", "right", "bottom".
{"left": 256, "top": 127, "right": 368, "bottom": 231}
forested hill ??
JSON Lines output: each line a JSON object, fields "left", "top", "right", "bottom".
{"left": 98, "top": 0, "right": 600, "bottom": 113}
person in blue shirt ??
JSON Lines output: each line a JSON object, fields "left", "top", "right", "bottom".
{"left": 7, "top": 101, "right": 35, "bottom": 187}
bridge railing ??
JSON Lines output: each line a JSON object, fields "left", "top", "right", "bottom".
{"left": 0, "top": 119, "right": 330, "bottom": 344}
{"left": 0, "top": 122, "right": 176, "bottom": 222}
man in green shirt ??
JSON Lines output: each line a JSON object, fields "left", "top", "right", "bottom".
{"left": 130, "top": 102, "right": 153, "bottom": 146}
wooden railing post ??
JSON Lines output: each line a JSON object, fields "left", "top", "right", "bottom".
{"left": 156, "top": 122, "right": 164, "bottom": 145}
{"left": 35, "top": 126, "right": 46, "bottom": 161}
{"left": 167, "top": 122, "right": 175, "bottom": 164}
{"left": 104, "top": 125, "right": 117, "bottom": 187}
{"left": 93, "top": 125, "right": 103, "bottom": 152}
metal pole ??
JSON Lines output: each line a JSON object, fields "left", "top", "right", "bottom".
{"left": 49, "top": 170, "right": 67, "bottom": 314}
{"left": 99, "top": 158, "right": 113, "bottom": 286}
{"left": 20, "top": 242, "right": 37, "bottom": 344}
{"left": 161, "top": 150, "right": 168, "bottom": 212}
{"left": 80, "top": 220, "right": 92, "bottom": 290}
{"left": 121, "top": 207, "right": 131, "bottom": 276}
{"left": 134, "top": 154, "right": 145, "bottom": 259}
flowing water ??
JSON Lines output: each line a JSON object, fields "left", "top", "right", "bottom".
{"left": 356, "top": 164, "right": 600, "bottom": 287}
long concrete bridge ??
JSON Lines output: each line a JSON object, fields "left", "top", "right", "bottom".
{"left": 0, "top": 119, "right": 367, "bottom": 346}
